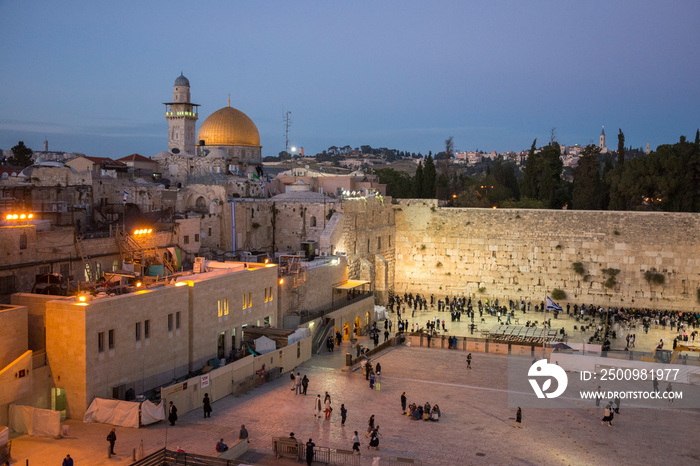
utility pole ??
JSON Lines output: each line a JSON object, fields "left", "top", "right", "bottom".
{"left": 284, "top": 111, "right": 292, "bottom": 156}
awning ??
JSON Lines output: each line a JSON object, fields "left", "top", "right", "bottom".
{"left": 333, "top": 280, "right": 370, "bottom": 290}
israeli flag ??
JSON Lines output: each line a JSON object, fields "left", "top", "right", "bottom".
{"left": 123, "top": 190, "right": 128, "bottom": 203}
{"left": 546, "top": 296, "right": 563, "bottom": 312}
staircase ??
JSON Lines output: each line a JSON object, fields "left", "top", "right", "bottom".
{"left": 74, "top": 234, "right": 93, "bottom": 283}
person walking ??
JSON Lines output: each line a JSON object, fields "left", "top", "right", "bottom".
{"left": 295, "top": 372, "right": 302, "bottom": 395}
{"left": 324, "top": 395, "right": 332, "bottom": 419}
{"left": 513, "top": 407, "right": 522, "bottom": 428}
{"left": 340, "top": 404, "right": 347, "bottom": 426}
{"left": 202, "top": 393, "right": 212, "bottom": 418}
{"left": 168, "top": 401, "right": 178, "bottom": 426}
{"left": 594, "top": 386, "right": 601, "bottom": 407}
{"left": 301, "top": 375, "right": 309, "bottom": 395}
{"left": 601, "top": 402, "right": 613, "bottom": 426}
{"left": 466, "top": 353, "right": 472, "bottom": 369}
{"left": 401, "top": 392, "right": 407, "bottom": 414}
{"left": 368, "top": 426, "right": 381, "bottom": 450}
{"left": 352, "top": 431, "right": 361, "bottom": 454}
{"left": 314, "top": 394, "right": 322, "bottom": 418}
{"left": 106, "top": 428, "right": 117, "bottom": 455}
{"left": 63, "top": 454, "right": 74, "bottom": 466}
{"left": 305, "top": 438, "right": 315, "bottom": 466}
{"left": 239, "top": 424, "right": 249, "bottom": 443}
{"left": 365, "top": 414, "right": 375, "bottom": 438}
{"left": 290, "top": 371, "right": 296, "bottom": 390}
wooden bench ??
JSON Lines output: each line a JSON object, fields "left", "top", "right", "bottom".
{"left": 272, "top": 437, "right": 301, "bottom": 461}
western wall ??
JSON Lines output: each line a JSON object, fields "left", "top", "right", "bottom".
{"left": 393, "top": 200, "right": 700, "bottom": 311}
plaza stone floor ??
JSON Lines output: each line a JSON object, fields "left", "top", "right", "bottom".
{"left": 9, "top": 333, "right": 700, "bottom": 466}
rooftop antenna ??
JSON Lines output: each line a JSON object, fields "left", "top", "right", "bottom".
{"left": 284, "top": 110, "right": 292, "bottom": 156}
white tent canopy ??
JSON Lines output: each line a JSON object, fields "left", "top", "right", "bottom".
{"left": 255, "top": 335, "right": 276, "bottom": 355}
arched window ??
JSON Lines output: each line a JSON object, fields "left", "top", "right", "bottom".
{"left": 310, "top": 216, "right": 317, "bottom": 227}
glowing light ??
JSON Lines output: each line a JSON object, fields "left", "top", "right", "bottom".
{"left": 78, "top": 295, "right": 87, "bottom": 302}
{"left": 19, "top": 214, "right": 26, "bottom": 219}
{"left": 279, "top": 278, "right": 284, "bottom": 285}
{"left": 452, "top": 194, "right": 457, "bottom": 199}
{"left": 264, "top": 258, "right": 269, "bottom": 264}
{"left": 5, "top": 214, "right": 10, "bottom": 220}
{"left": 175, "top": 281, "right": 188, "bottom": 287}
{"left": 492, "top": 206, "right": 497, "bottom": 209}
{"left": 28, "top": 214, "right": 33, "bottom": 219}
{"left": 136, "top": 282, "right": 142, "bottom": 288}
{"left": 12, "top": 214, "right": 18, "bottom": 219}
{"left": 134, "top": 230, "right": 139, "bottom": 235}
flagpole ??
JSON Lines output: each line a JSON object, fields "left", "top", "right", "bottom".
{"left": 542, "top": 290, "right": 547, "bottom": 358}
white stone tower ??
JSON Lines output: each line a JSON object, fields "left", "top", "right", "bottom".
{"left": 599, "top": 126, "right": 606, "bottom": 150}
{"left": 164, "top": 73, "right": 199, "bottom": 155}
{"left": 646, "top": 142, "right": 650, "bottom": 155}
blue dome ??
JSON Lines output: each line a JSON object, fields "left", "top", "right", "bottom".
{"left": 174, "top": 73, "right": 190, "bottom": 87}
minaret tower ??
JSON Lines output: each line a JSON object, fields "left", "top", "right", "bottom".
{"left": 599, "top": 126, "right": 606, "bottom": 150}
{"left": 164, "top": 73, "right": 199, "bottom": 155}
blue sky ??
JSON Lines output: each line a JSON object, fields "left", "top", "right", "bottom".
{"left": 1, "top": 1, "right": 698, "bottom": 158}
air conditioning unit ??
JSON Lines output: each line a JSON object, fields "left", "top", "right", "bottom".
{"left": 320, "top": 251, "right": 327, "bottom": 257}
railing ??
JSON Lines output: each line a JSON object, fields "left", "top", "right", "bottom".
{"left": 130, "top": 448, "right": 246, "bottom": 466}
{"left": 298, "top": 444, "right": 360, "bottom": 465}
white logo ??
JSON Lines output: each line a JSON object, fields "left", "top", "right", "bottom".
{"left": 528, "top": 359, "right": 568, "bottom": 398}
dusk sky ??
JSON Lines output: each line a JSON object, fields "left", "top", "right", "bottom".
{"left": 1, "top": 1, "right": 699, "bottom": 159}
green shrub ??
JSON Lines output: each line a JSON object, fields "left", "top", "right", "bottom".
{"left": 644, "top": 270, "right": 665, "bottom": 285}
{"left": 551, "top": 288, "right": 566, "bottom": 300}
{"left": 572, "top": 262, "right": 585, "bottom": 275}
{"left": 478, "top": 287, "right": 486, "bottom": 293}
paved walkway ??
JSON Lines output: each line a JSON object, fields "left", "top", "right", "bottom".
{"left": 7, "top": 326, "right": 700, "bottom": 465}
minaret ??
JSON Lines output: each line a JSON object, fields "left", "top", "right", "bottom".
{"left": 599, "top": 126, "right": 606, "bottom": 150}
{"left": 164, "top": 73, "right": 200, "bottom": 155}
{"left": 646, "top": 142, "right": 650, "bottom": 155}
{"left": 43, "top": 138, "right": 48, "bottom": 152}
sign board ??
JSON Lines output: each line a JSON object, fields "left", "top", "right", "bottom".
{"left": 201, "top": 374, "right": 210, "bottom": 389}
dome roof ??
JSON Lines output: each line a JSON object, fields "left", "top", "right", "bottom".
{"left": 197, "top": 106, "right": 261, "bottom": 147}
{"left": 174, "top": 73, "right": 190, "bottom": 87}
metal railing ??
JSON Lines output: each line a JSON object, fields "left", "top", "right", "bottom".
{"left": 299, "top": 293, "right": 373, "bottom": 325}
{"left": 300, "top": 445, "right": 360, "bottom": 465}
{"left": 130, "top": 448, "right": 246, "bottom": 466}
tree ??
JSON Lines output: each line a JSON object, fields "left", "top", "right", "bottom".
{"left": 423, "top": 155, "right": 437, "bottom": 198}
{"left": 572, "top": 145, "right": 604, "bottom": 210}
{"left": 375, "top": 168, "right": 414, "bottom": 199}
{"left": 696, "top": 129, "right": 699, "bottom": 145}
{"left": 414, "top": 161, "right": 424, "bottom": 198}
{"left": 520, "top": 139, "right": 539, "bottom": 199}
{"left": 617, "top": 129, "right": 625, "bottom": 165}
{"left": 9, "top": 141, "right": 34, "bottom": 167}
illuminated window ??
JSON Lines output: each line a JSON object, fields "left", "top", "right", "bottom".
{"left": 218, "top": 298, "right": 229, "bottom": 316}
{"left": 108, "top": 329, "right": 115, "bottom": 350}
{"left": 268, "top": 286, "right": 273, "bottom": 301}
{"left": 113, "top": 260, "right": 119, "bottom": 271}
{"left": 135, "top": 322, "right": 141, "bottom": 341}
{"left": 242, "top": 294, "right": 247, "bottom": 309}
{"left": 144, "top": 320, "right": 150, "bottom": 339}
{"left": 248, "top": 292, "right": 252, "bottom": 307}
{"left": 98, "top": 332, "right": 105, "bottom": 353}
{"left": 264, "top": 288, "right": 268, "bottom": 303}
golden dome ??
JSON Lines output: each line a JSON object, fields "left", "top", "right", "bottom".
{"left": 197, "top": 106, "right": 261, "bottom": 147}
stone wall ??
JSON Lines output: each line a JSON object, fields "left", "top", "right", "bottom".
{"left": 394, "top": 202, "right": 700, "bottom": 311}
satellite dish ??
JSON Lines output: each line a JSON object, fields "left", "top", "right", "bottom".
{"left": 171, "top": 148, "right": 180, "bottom": 154}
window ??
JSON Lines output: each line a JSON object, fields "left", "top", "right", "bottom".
{"left": 176, "top": 311, "right": 181, "bottom": 330}
{"left": 242, "top": 294, "right": 247, "bottom": 309}
{"left": 208, "top": 227, "right": 212, "bottom": 237}
{"left": 135, "top": 322, "right": 141, "bottom": 341}
{"left": 98, "top": 332, "right": 105, "bottom": 353}
{"left": 108, "top": 329, "right": 115, "bottom": 350}
{"left": 218, "top": 299, "right": 229, "bottom": 316}
{"left": 112, "top": 260, "right": 119, "bottom": 272}
{"left": 264, "top": 316, "right": 271, "bottom": 326}
{"left": 183, "top": 235, "right": 190, "bottom": 244}
{"left": 310, "top": 216, "right": 317, "bottom": 227}
{"left": 144, "top": 320, "right": 150, "bottom": 339}
{"left": 251, "top": 209, "right": 254, "bottom": 219}
{"left": 377, "top": 236, "right": 381, "bottom": 250}
{"left": 168, "top": 313, "right": 173, "bottom": 332}
{"left": 389, "top": 235, "right": 391, "bottom": 247}
{"left": 368, "top": 239, "right": 370, "bottom": 253}
{"left": 20, "top": 234, "right": 27, "bottom": 250}
{"left": 194, "top": 233, "right": 200, "bottom": 242}
{"left": 248, "top": 292, "right": 252, "bottom": 308}
{"left": 264, "top": 287, "right": 268, "bottom": 303}
{"left": 268, "top": 286, "right": 273, "bottom": 301}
